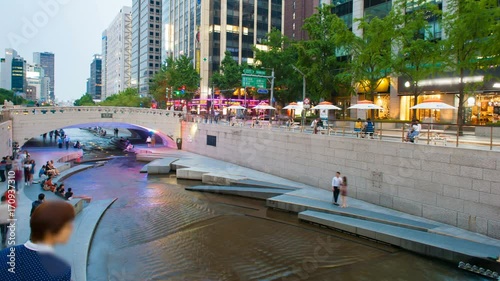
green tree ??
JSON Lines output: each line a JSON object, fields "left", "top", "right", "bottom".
{"left": 0, "top": 88, "right": 27, "bottom": 105}
{"left": 342, "top": 15, "right": 394, "bottom": 101}
{"left": 100, "top": 88, "right": 150, "bottom": 107}
{"left": 210, "top": 51, "right": 245, "bottom": 98}
{"left": 441, "top": 0, "right": 499, "bottom": 134}
{"left": 391, "top": 0, "right": 442, "bottom": 119}
{"left": 73, "top": 93, "right": 95, "bottom": 106}
{"left": 150, "top": 56, "right": 201, "bottom": 105}
{"left": 296, "top": 5, "right": 351, "bottom": 102}
{"left": 254, "top": 29, "right": 301, "bottom": 105}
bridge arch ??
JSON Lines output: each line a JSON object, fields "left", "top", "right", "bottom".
{"left": 4, "top": 106, "right": 184, "bottom": 148}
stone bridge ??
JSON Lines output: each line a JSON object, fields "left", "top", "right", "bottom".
{"left": 0, "top": 106, "right": 185, "bottom": 151}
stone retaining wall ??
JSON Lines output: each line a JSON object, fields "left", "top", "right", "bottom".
{"left": 181, "top": 122, "right": 500, "bottom": 239}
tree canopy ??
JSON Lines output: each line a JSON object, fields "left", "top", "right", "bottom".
{"left": 210, "top": 51, "right": 245, "bottom": 97}
{"left": 100, "top": 88, "right": 150, "bottom": 107}
{"left": 150, "top": 55, "right": 201, "bottom": 104}
{"left": 73, "top": 93, "right": 95, "bottom": 106}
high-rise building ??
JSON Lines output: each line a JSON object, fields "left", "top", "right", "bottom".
{"left": 102, "top": 6, "right": 133, "bottom": 99}
{"left": 11, "top": 57, "right": 25, "bottom": 94}
{"left": 163, "top": 0, "right": 284, "bottom": 99}
{"left": 89, "top": 54, "right": 103, "bottom": 100}
{"left": 26, "top": 64, "right": 47, "bottom": 101}
{"left": 283, "top": 0, "right": 319, "bottom": 41}
{"left": 0, "top": 49, "right": 18, "bottom": 90}
{"left": 161, "top": 0, "right": 200, "bottom": 62}
{"left": 131, "top": 0, "right": 162, "bottom": 96}
{"left": 33, "top": 52, "right": 55, "bottom": 101}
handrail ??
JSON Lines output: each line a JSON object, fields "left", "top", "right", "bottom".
{"left": 1, "top": 106, "right": 185, "bottom": 116}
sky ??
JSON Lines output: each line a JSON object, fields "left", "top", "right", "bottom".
{"left": 0, "top": 0, "right": 132, "bottom": 101}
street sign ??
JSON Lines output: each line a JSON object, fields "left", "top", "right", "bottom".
{"left": 243, "top": 69, "right": 267, "bottom": 76}
{"left": 304, "top": 98, "right": 310, "bottom": 105}
{"left": 242, "top": 76, "right": 267, "bottom": 88}
{"left": 257, "top": 88, "right": 269, "bottom": 94}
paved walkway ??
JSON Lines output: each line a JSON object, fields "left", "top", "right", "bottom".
{"left": 1, "top": 148, "right": 115, "bottom": 281}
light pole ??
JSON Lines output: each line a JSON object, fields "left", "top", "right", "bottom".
{"left": 292, "top": 65, "right": 306, "bottom": 129}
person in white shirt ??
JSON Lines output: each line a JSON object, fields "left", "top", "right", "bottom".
{"left": 409, "top": 120, "right": 421, "bottom": 142}
{"left": 332, "top": 172, "right": 343, "bottom": 206}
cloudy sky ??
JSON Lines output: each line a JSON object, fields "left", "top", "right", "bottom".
{"left": 0, "top": 0, "right": 131, "bottom": 101}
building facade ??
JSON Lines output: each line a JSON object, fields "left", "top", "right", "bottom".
{"left": 0, "top": 49, "right": 18, "bottom": 91}
{"left": 283, "top": 0, "right": 319, "bottom": 41}
{"left": 11, "top": 57, "right": 25, "bottom": 94}
{"left": 89, "top": 54, "right": 103, "bottom": 100}
{"left": 102, "top": 6, "right": 133, "bottom": 99}
{"left": 131, "top": 0, "right": 163, "bottom": 96}
{"left": 33, "top": 52, "right": 55, "bottom": 101}
{"left": 162, "top": 0, "right": 284, "bottom": 100}
{"left": 26, "top": 64, "right": 47, "bottom": 101}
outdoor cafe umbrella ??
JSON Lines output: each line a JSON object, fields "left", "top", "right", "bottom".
{"left": 410, "top": 100, "right": 457, "bottom": 129}
{"left": 348, "top": 100, "right": 383, "bottom": 110}
{"left": 312, "top": 101, "right": 341, "bottom": 111}
{"left": 283, "top": 102, "right": 303, "bottom": 110}
{"left": 227, "top": 105, "right": 247, "bottom": 110}
{"left": 253, "top": 102, "right": 276, "bottom": 110}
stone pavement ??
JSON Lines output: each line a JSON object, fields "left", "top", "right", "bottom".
{"left": 1, "top": 148, "right": 115, "bottom": 281}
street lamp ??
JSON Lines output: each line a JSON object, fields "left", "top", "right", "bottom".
{"left": 292, "top": 65, "right": 306, "bottom": 129}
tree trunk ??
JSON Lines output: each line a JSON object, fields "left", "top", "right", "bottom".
{"left": 412, "top": 85, "right": 419, "bottom": 121}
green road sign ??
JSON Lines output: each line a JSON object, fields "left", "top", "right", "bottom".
{"left": 243, "top": 69, "right": 267, "bottom": 76}
{"left": 242, "top": 76, "right": 267, "bottom": 88}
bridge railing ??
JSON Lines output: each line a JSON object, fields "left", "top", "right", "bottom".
{"left": 1, "top": 106, "right": 186, "bottom": 118}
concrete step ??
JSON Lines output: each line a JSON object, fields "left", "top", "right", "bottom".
{"left": 267, "top": 194, "right": 438, "bottom": 231}
{"left": 230, "top": 179, "right": 300, "bottom": 191}
{"left": 57, "top": 198, "right": 117, "bottom": 281}
{"left": 186, "top": 185, "right": 288, "bottom": 200}
{"left": 146, "top": 157, "right": 178, "bottom": 174}
{"left": 298, "top": 210, "right": 500, "bottom": 272}
{"left": 53, "top": 164, "right": 94, "bottom": 184}
{"left": 139, "top": 164, "right": 148, "bottom": 173}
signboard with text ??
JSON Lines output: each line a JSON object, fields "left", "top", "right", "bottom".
{"left": 242, "top": 76, "right": 267, "bottom": 88}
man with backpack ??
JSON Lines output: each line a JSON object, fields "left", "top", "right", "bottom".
{"left": 30, "top": 193, "right": 45, "bottom": 216}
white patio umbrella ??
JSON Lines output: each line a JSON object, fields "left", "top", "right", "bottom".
{"left": 410, "top": 100, "right": 457, "bottom": 129}
{"left": 227, "top": 105, "right": 247, "bottom": 110}
{"left": 253, "top": 103, "right": 276, "bottom": 110}
{"left": 410, "top": 101, "right": 456, "bottom": 110}
{"left": 283, "top": 102, "right": 303, "bottom": 110}
{"left": 348, "top": 101, "right": 383, "bottom": 110}
{"left": 312, "top": 101, "right": 341, "bottom": 110}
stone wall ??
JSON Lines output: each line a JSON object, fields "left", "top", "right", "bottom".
{"left": 181, "top": 122, "right": 500, "bottom": 239}
{"left": 0, "top": 121, "right": 12, "bottom": 157}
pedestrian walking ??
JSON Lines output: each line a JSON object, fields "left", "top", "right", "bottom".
{"left": 0, "top": 201, "right": 75, "bottom": 280}
{"left": 30, "top": 193, "right": 45, "bottom": 216}
{"left": 29, "top": 160, "right": 36, "bottom": 185}
{"left": 64, "top": 135, "right": 70, "bottom": 150}
{"left": 23, "top": 160, "right": 32, "bottom": 186}
{"left": 332, "top": 172, "right": 342, "bottom": 206}
{"left": 341, "top": 176, "right": 348, "bottom": 208}
{"left": 57, "top": 137, "right": 63, "bottom": 149}
{"left": 0, "top": 196, "right": 11, "bottom": 248}
{"left": 146, "top": 136, "right": 152, "bottom": 147}
{"left": 49, "top": 130, "right": 54, "bottom": 140}
{"left": 151, "top": 135, "right": 156, "bottom": 147}
{"left": 114, "top": 128, "right": 119, "bottom": 137}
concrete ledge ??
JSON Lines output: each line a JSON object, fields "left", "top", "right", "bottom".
{"left": 58, "top": 198, "right": 117, "bottom": 281}
{"left": 176, "top": 168, "right": 210, "bottom": 180}
{"left": 146, "top": 157, "right": 178, "bottom": 174}
{"left": 186, "top": 185, "right": 288, "bottom": 200}
{"left": 53, "top": 164, "right": 94, "bottom": 184}
{"left": 267, "top": 194, "right": 437, "bottom": 231}
{"left": 201, "top": 173, "right": 247, "bottom": 186}
{"left": 298, "top": 210, "right": 500, "bottom": 269}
